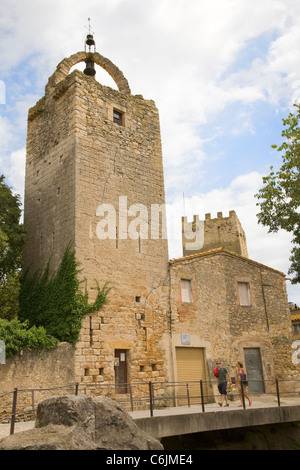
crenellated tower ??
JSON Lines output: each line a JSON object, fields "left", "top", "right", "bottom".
{"left": 182, "top": 210, "right": 248, "bottom": 257}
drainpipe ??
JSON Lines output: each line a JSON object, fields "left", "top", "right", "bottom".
{"left": 260, "top": 268, "right": 270, "bottom": 331}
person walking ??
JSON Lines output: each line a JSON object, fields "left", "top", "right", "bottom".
{"left": 235, "top": 361, "right": 252, "bottom": 407}
{"left": 215, "top": 361, "right": 231, "bottom": 407}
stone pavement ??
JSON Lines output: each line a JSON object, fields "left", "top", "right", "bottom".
{"left": 0, "top": 421, "right": 35, "bottom": 440}
{"left": 128, "top": 394, "right": 300, "bottom": 418}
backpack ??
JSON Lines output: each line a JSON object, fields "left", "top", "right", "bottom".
{"left": 213, "top": 367, "right": 219, "bottom": 378}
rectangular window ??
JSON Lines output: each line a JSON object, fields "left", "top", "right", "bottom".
{"left": 113, "top": 109, "right": 123, "bottom": 126}
{"left": 181, "top": 279, "right": 193, "bottom": 303}
{"left": 293, "top": 323, "right": 300, "bottom": 335}
{"left": 238, "top": 282, "right": 251, "bottom": 306}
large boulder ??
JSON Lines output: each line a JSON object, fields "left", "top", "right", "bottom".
{"left": 0, "top": 423, "right": 95, "bottom": 450}
{"left": 94, "top": 396, "right": 160, "bottom": 450}
{"left": 0, "top": 394, "right": 163, "bottom": 450}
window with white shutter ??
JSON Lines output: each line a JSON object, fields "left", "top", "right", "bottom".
{"left": 181, "top": 279, "right": 193, "bottom": 303}
{"left": 238, "top": 282, "right": 251, "bottom": 306}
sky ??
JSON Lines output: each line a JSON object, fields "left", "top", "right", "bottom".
{"left": 0, "top": 0, "right": 299, "bottom": 304}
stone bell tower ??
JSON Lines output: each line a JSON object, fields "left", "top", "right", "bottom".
{"left": 23, "top": 31, "right": 171, "bottom": 387}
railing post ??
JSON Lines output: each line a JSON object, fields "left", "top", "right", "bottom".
{"left": 129, "top": 384, "right": 134, "bottom": 411}
{"left": 10, "top": 388, "right": 18, "bottom": 435}
{"left": 241, "top": 381, "right": 246, "bottom": 409}
{"left": 275, "top": 378, "right": 281, "bottom": 406}
{"left": 149, "top": 381, "right": 153, "bottom": 417}
{"left": 186, "top": 383, "right": 190, "bottom": 407}
{"left": 31, "top": 389, "right": 35, "bottom": 420}
{"left": 200, "top": 380, "right": 205, "bottom": 412}
{"left": 75, "top": 383, "right": 79, "bottom": 396}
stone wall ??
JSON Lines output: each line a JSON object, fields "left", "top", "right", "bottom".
{"left": 170, "top": 249, "right": 299, "bottom": 392}
{"left": 0, "top": 343, "right": 75, "bottom": 409}
{"left": 182, "top": 211, "right": 248, "bottom": 258}
{"left": 23, "top": 74, "right": 77, "bottom": 274}
{"left": 23, "top": 63, "right": 171, "bottom": 393}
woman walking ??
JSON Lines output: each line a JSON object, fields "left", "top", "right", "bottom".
{"left": 235, "top": 361, "right": 252, "bottom": 407}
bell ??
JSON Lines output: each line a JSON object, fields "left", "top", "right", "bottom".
{"left": 86, "top": 34, "right": 95, "bottom": 46}
{"left": 83, "top": 59, "right": 96, "bottom": 76}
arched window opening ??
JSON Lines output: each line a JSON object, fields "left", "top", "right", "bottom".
{"left": 69, "top": 63, "right": 118, "bottom": 90}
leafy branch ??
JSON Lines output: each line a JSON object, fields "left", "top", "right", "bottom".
{"left": 19, "top": 245, "right": 111, "bottom": 345}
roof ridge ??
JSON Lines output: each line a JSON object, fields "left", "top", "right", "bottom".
{"left": 169, "top": 247, "right": 286, "bottom": 277}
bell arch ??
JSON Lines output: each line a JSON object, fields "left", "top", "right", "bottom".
{"left": 46, "top": 51, "right": 131, "bottom": 94}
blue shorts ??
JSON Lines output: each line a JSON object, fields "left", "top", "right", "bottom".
{"left": 218, "top": 382, "right": 227, "bottom": 396}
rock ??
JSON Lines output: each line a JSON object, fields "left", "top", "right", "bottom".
{"left": 0, "top": 394, "right": 163, "bottom": 450}
{"left": 0, "top": 424, "right": 95, "bottom": 450}
{"left": 93, "top": 397, "right": 162, "bottom": 450}
{"left": 36, "top": 394, "right": 95, "bottom": 430}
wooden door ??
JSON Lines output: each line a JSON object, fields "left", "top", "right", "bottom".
{"left": 114, "top": 349, "right": 128, "bottom": 394}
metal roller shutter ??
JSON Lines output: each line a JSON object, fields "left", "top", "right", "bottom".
{"left": 176, "top": 347, "right": 207, "bottom": 405}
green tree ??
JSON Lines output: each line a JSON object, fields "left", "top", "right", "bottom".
{"left": 0, "top": 318, "right": 58, "bottom": 358}
{"left": 0, "top": 175, "right": 26, "bottom": 318}
{"left": 255, "top": 103, "right": 300, "bottom": 283}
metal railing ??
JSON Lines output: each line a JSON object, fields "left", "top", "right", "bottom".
{"left": 1, "top": 378, "right": 299, "bottom": 435}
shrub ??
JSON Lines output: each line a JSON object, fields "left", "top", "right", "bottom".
{"left": 19, "top": 246, "right": 110, "bottom": 345}
{"left": 0, "top": 318, "right": 58, "bottom": 358}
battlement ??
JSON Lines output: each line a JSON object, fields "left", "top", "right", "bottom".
{"left": 182, "top": 210, "right": 248, "bottom": 258}
{"left": 204, "top": 210, "right": 237, "bottom": 220}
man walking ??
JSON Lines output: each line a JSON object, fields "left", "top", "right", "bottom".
{"left": 215, "top": 361, "right": 231, "bottom": 407}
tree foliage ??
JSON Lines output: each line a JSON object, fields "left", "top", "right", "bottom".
{"left": 19, "top": 246, "right": 111, "bottom": 345}
{"left": 0, "top": 318, "right": 58, "bottom": 358}
{"left": 0, "top": 175, "right": 26, "bottom": 279}
{"left": 0, "top": 176, "right": 110, "bottom": 355}
{"left": 0, "top": 272, "right": 21, "bottom": 321}
{"left": 0, "top": 175, "right": 26, "bottom": 319}
{"left": 255, "top": 103, "right": 300, "bottom": 283}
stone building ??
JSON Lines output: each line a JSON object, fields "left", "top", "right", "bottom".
{"left": 171, "top": 212, "right": 294, "bottom": 396}
{"left": 23, "top": 44, "right": 172, "bottom": 398}
{"left": 182, "top": 210, "right": 248, "bottom": 257}
{"left": 21, "top": 39, "right": 298, "bottom": 403}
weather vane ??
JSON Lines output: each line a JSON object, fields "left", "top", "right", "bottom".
{"left": 84, "top": 17, "right": 96, "bottom": 52}
{"left": 86, "top": 17, "right": 94, "bottom": 35}
{"left": 83, "top": 17, "right": 96, "bottom": 76}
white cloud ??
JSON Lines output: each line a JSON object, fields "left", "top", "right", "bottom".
{"left": 167, "top": 171, "right": 262, "bottom": 259}
{"left": 166, "top": 170, "right": 299, "bottom": 303}
{"left": 0, "top": 116, "right": 15, "bottom": 153}
{"left": 0, "top": 147, "right": 25, "bottom": 203}
{"left": 8, "top": 148, "right": 26, "bottom": 201}
{"left": 0, "top": 0, "right": 299, "bottom": 304}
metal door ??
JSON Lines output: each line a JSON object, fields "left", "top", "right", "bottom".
{"left": 114, "top": 349, "right": 128, "bottom": 394}
{"left": 244, "top": 348, "right": 264, "bottom": 393}
{"left": 176, "top": 347, "right": 208, "bottom": 405}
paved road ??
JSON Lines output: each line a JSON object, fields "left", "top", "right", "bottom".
{"left": 129, "top": 394, "right": 300, "bottom": 418}
{"left": 0, "top": 395, "right": 299, "bottom": 440}
{"left": 0, "top": 421, "right": 35, "bottom": 440}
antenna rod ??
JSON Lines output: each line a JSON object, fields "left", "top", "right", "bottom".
{"left": 84, "top": 17, "right": 96, "bottom": 53}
